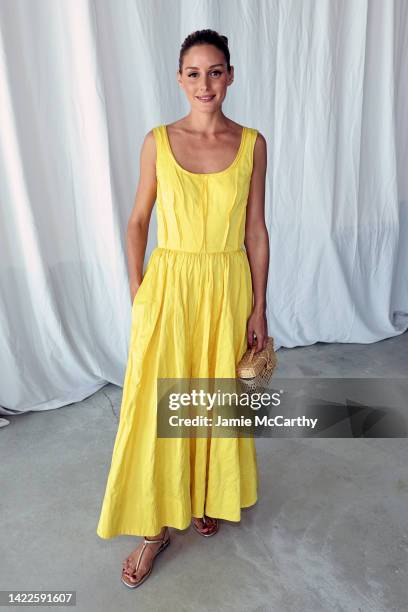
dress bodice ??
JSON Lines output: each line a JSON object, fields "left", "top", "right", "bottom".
{"left": 152, "top": 124, "right": 258, "bottom": 253}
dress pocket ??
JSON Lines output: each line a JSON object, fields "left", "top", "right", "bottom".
{"left": 129, "top": 299, "right": 159, "bottom": 383}
{"left": 131, "top": 260, "right": 155, "bottom": 309}
{"left": 129, "top": 260, "right": 157, "bottom": 351}
{"left": 131, "top": 300, "right": 151, "bottom": 343}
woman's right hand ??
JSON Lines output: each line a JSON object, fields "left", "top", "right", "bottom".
{"left": 130, "top": 283, "right": 141, "bottom": 304}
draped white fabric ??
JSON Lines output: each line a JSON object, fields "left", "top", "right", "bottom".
{"left": 0, "top": 0, "right": 407, "bottom": 414}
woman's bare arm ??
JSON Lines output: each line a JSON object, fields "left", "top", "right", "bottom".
{"left": 127, "top": 130, "right": 157, "bottom": 302}
{"left": 244, "top": 132, "right": 270, "bottom": 351}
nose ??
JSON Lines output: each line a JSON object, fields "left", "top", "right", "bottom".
{"left": 199, "top": 74, "right": 210, "bottom": 91}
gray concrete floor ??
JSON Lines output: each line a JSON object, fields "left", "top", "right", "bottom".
{"left": 1, "top": 333, "right": 408, "bottom": 612}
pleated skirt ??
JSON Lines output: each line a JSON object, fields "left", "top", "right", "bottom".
{"left": 96, "top": 247, "right": 258, "bottom": 538}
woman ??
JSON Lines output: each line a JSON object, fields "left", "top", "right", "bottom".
{"left": 97, "top": 28, "right": 269, "bottom": 588}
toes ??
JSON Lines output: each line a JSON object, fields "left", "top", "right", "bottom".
{"left": 124, "top": 568, "right": 143, "bottom": 584}
{"left": 127, "top": 573, "right": 137, "bottom": 583}
{"left": 123, "top": 567, "right": 137, "bottom": 581}
{"left": 122, "top": 560, "right": 132, "bottom": 571}
{"left": 203, "top": 519, "right": 217, "bottom": 532}
{"left": 122, "top": 558, "right": 136, "bottom": 576}
{"left": 194, "top": 517, "right": 217, "bottom": 533}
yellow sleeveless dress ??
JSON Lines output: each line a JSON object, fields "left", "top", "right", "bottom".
{"left": 97, "top": 124, "right": 259, "bottom": 538}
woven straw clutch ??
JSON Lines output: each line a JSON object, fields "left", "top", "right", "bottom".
{"left": 236, "top": 336, "right": 277, "bottom": 384}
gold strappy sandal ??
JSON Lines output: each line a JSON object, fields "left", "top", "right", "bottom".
{"left": 192, "top": 515, "right": 219, "bottom": 537}
{"left": 121, "top": 527, "right": 170, "bottom": 588}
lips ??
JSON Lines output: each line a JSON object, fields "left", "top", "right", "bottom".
{"left": 196, "top": 95, "right": 215, "bottom": 102}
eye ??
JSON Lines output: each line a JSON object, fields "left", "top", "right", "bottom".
{"left": 187, "top": 70, "right": 223, "bottom": 78}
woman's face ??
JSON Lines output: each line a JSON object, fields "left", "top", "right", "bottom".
{"left": 177, "top": 44, "right": 234, "bottom": 111}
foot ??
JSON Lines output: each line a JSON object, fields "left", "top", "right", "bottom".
{"left": 122, "top": 527, "right": 169, "bottom": 585}
{"left": 192, "top": 515, "right": 218, "bottom": 536}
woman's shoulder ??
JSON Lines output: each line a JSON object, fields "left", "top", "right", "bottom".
{"left": 241, "top": 123, "right": 263, "bottom": 139}
{"left": 146, "top": 124, "right": 164, "bottom": 137}
{"left": 138, "top": 127, "right": 163, "bottom": 161}
{"left": 142, "top": 125, "right": 167, "bottom": 151}
{"left": 245, "top": 125, "right": 266, "bottom": 149}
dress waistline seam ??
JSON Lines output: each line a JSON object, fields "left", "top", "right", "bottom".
{"left": 154, "top": 247, "right": 245, "bottom": 255}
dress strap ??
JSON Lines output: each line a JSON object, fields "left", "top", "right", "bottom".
{"left": 152, "top": 125, "right": 172, "bottom": 175}
{"left": 240, "top": 127, "right": 259, "bottom": 175}
{"left": 152, "top": 125, "right": 165, "bottom": 157}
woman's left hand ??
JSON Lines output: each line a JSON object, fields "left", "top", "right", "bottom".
{"left": 247, "top": 307, "right": 268, "bottom": 353}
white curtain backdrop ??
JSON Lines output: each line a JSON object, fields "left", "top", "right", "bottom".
{"left": 0, "top": 0, "right": 407, "bottom": 414}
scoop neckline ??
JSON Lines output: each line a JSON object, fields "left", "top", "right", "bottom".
{"left": 162, "top": 124, "right": 246, "bottom": 177}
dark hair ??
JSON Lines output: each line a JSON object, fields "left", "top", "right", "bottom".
{"left": 178, "top": 29, "right": 231, "bottom": 73}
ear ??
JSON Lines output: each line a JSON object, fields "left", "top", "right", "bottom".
{"left": 177, "top": 70, "right": 183, "bottom": 88}
{"left": 227, "top": 66, "right": 234, "bottom": 86}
